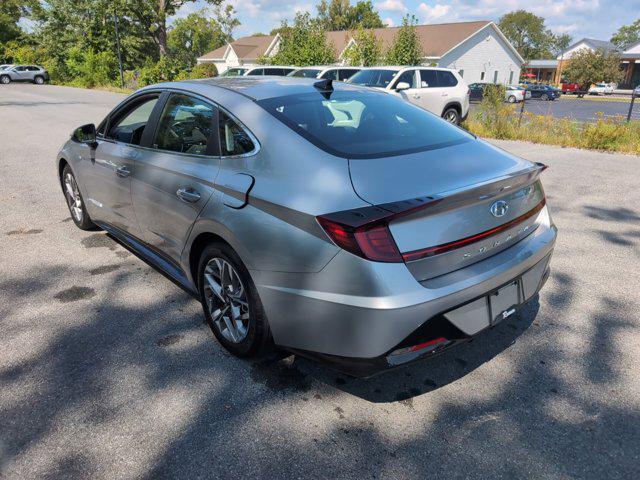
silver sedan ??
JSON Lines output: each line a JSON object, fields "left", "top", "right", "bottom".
{"left": 56, "top": 77, "right": 556, "bottom": 376}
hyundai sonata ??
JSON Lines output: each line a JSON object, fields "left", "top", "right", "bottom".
{"left": 57, "top": 76, "right": 556, "bottom": 376}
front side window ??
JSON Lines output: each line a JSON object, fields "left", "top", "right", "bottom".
{"left": 290, "top": 69, "right": 321, "bottom": 78}
{"left": 107, "top": 96, "right": 159, "bottom": 145}
{"left": 153, "top": 94, "right": 215, "bottom": 155}
{"left": 246, "top": 68, "right": 264, "bottom": 76}
{"left": 338, "top": 69, "right": 359, "bottom": 81}
{"left": 394, "top": 70, "right": 417, "bottom": 89}
{"left": 347, "top": 69, "right": 397, "bottom": 88}
{"left": 218, "top": 111, "right": 256, "bottom": 156}
{"left": 258, "top": 90, "right": 471, "bottom": 159}
{"left": 264, "top": 68, "right": 284, "bottom": 76}
{"left": 321, "top": 69, "right": 338, "bottom": 80}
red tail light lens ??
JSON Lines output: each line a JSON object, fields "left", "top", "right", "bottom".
{"left": 317, "top": 217, "right": 402, "bottom": 263}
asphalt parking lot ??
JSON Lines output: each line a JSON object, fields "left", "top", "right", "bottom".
{"left": 1, "top": 84, "right": 639, "bottom": 479}
{"left": 472, "top": 95, "right": 639, "bottom": 122}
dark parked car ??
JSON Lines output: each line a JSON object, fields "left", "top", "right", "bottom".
{"left": 526, "top": 85, "right": 560, "bottom": 101}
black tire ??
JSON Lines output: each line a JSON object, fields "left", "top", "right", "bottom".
{"left": 0, "top": 75, "right": 10, "bottom": 85}
{"left": 541, "top": 94, "right": 549, "bottom": 101}
{"left": 507, "top": 95, "right": 517, "bottom": 103}
{"left": 198, "top": 242, "right": 273, "bottom": 357}
{"left": 34, "top": 75, "right": 44, "bottom": 85}
{"left": 61, "top": 164, "right": 97, "bottom": 230}
{"left": 442, "top": 107, "right": 460, "bottom": 125}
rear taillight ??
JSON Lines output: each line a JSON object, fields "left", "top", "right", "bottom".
{"left": 317, "top": 217, "right": 402, "bottom": 263}
{"left": 467, "top": 88, "right": 471, "bottom": 96}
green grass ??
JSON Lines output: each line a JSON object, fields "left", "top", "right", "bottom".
{"left": 464, "top": 95, "right": 640, "bottom": 155}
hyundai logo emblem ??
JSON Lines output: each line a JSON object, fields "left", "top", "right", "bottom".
{"left": 490, "top": 200, "right": 509, "bottom": 218}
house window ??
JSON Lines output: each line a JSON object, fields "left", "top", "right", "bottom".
{"left": 459, "top": 69, "right": 464, "bottom": 78}
{"left": 509, "top": 71, "right": 514, "bottom": 84}
{"left": 480, "top": 71, "right": 485, "bottom": 81}
{"left": 493, "top": 70, "right": 498, "bottom": 83}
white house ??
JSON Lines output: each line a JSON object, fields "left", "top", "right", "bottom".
{"left": 198, "top": 20, "right": 524, "bottom": 85}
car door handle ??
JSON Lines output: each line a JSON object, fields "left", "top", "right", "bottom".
{"left": 176, "top": 187, "right": 201, "bottom": 203}
{"left": 412, "top": 94, "right": 420, "bottom": 99}
{"left": 115, "top": 165, "right": 130, "bottom": 178}
{"left": 441, "top": 92, "right": 449, "bottom": 97}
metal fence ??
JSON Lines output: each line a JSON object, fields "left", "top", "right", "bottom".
{"left": 471, "top": 92, "right": 640, "bottom": 124}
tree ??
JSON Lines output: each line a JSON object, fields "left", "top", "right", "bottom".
{"left": 563, "top": 49, "right": 625, "bottom": 86}
{"left": 498, "top": 10, "right": 558, "bottom": 60}
{"left": 611, "top": 19, "right": 640, "bottom": 50}
{"left": 269, "top": 12, "right": 335, "bottom": 66}
{"left": 123, "top": 0, "right": 226, "bottom": 57}
{"left": 316, "top": 0, "right": 383, "bottom": 31}
{"left": 385, "top": 15, "right": 423, "bottom": 66}
{"left": 552, "top": 33, "right": 572, "bottom": 57}
{"left": 343, "top": 26, "right": 381, "bottom": 66}
{"left": 168, "top": 7, "right": 236, "bottom": 69}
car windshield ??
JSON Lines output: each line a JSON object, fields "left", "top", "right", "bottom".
{"left": 347, "top": 70, "right": 397, "bottom": 88}
{"left": 289, "top": 69, "right": 321, "bottom": 78}
{"left": 257, "top": 90, "right": 472, "bottom": 159}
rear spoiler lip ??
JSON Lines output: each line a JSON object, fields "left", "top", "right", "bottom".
{"left": 319, "top": 163, "right": 547, "bottom": 229}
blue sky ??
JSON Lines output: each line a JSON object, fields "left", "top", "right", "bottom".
{"left": 173, "top": 0, "right": 639, "bottom": 43}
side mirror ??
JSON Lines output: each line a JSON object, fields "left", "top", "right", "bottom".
{"left": 72, "top": 123, "right": 97, "bottom": 148}
{"left": 395, "top": 82, "right": 411, "bottom": 91}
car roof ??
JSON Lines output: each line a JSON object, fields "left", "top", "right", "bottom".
{"left": 149, "top": 76, "right": 369, "bottom": 101}
{"left": 246, "top": 65, "right": 297, "bottom": 70}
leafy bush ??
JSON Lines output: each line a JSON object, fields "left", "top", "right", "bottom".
{"left": 66, "top": 47, "right": 117, "bottom": 88}
{"left": 174, "top": 62, "right": 218, "bottom": 80}
{"left": 138, "top": 57, "right": 183, "bottom": 86}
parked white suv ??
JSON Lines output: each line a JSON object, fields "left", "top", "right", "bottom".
{"left": 588, "top": 83, "right": 615, "bottom": 95}
{"left": 243, "top": 66, "right": 297, "bottom": 76}
{"left": 347, "top": 66, "right": 470, "bottom": 124}
{"left": 288, "top": 66, "right": 361, "bottom": 81}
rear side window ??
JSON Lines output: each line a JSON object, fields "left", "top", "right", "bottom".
{"left": 419, "top": 70, "right": 438, "bottom": 88}
{"left": 153, "top": 94, "right": 215, "bottom": 156}
{"left": 437, "top": 71, "right": 458, "bottom": 87}
{"left": 218, "top": 111, "right": 256, "bottom": 156}
{"left": 107, "top": 96, "right": 159, "bottom": 145}
{"left": 264, "top": 68, "right": 283, "bottom": 75}
{"left": 258, "top": 90, "right": 471, "bottom": 159}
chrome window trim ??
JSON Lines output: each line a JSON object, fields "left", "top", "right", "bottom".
{"left": 157, "top": 87, "right": 260, "bottom": 159}
{"left": 217, "top": 105, "right": 261, "bottom": 159}
{"left": 98, "top": 87, "right": 261, "bottom": 160}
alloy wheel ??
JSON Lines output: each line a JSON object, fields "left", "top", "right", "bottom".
{"left": 64, "top": 172, "right": 83, "bottom": 222}
{"left": 0, "top": 76, "right": 9, "bottom": 85}
{"left": 203, "top": 257, "right": 250, "bottom": 344}
{"left": 443, "top": 110, "right": 459, "bottom": 124}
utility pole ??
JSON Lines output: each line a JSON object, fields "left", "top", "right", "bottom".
{"left": 113, "top": 10, "right": 125, "bottom": 89}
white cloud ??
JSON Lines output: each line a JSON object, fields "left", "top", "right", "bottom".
{"left": 375, "top": 0, "right": 408, "bottom": 12}
{"left": 417, "top": 3, "right": 455, "bottom": 22}
{"left": 384, "top": 17, "right": 395, "bottom": 27}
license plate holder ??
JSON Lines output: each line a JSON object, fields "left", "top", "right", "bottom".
{"left": 489, "top": 281, "right": 521, "bottom": 326}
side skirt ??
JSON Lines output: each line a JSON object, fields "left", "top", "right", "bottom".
{"left": 96, "top": 222, "right": 199, "bottom": 299}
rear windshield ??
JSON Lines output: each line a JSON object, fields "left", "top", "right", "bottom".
{"left": 289, "top": 69, "right": 321, "bottom": 78}
{"left": 257, "top": 90, "right": 471, "bottom": 158}
{"left": 347, "top": 70, "right": 397, "bottom": 88}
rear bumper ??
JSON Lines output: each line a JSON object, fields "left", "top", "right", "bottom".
{"left": 252, "top": 210, "right": 556, "bottom": 363}
{"left": 292, "top": 256, "right": 551, "bottom": 377}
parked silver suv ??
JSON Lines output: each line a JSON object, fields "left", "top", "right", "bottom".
{"left": 57, "top": 77, "right": 556, "bottom": 376}
{"left": 0, "top": 65, "right": 49, "bottom": 84}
